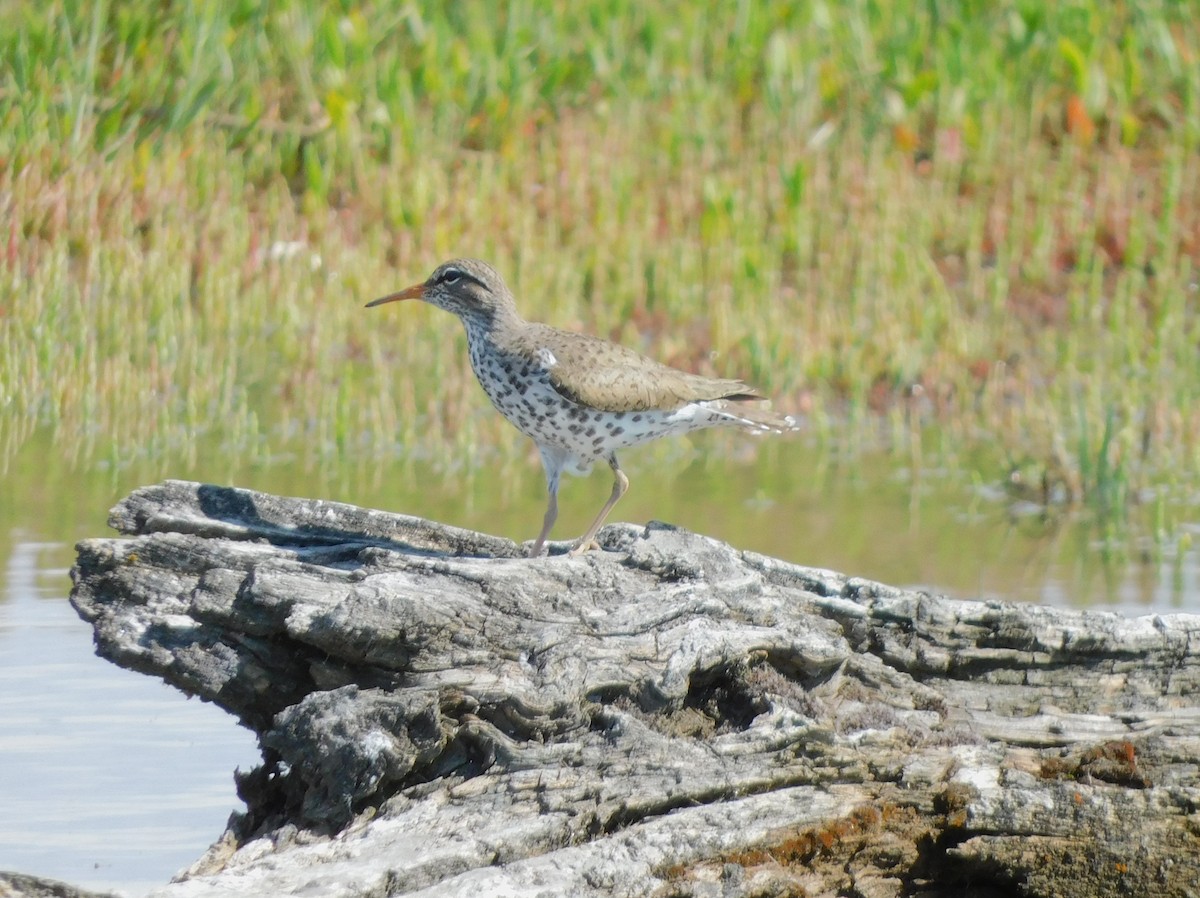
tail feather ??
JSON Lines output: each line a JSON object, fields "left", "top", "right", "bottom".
{"left": 703, "top": 399, "right": 800, "bottom": 434}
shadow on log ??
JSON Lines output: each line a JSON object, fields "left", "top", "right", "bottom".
{"left": 68, "top": 480, "right": 1200, "bottom": 898}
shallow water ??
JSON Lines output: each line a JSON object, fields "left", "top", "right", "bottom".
{"left": 0, "top": 541, "right": 259, "bottom": 895}
{"left": 1, "top": 437, "right": 1197, "bottom": 894}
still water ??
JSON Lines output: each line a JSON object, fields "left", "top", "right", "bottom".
{"left": 1, "top": 436, "right": 1197, "bottom": 894}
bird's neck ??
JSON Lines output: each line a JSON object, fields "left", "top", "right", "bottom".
{"left": 460, "top": 299, "right": 524, "bottom": 348}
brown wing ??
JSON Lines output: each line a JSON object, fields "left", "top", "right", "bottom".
{"left": 517, "top": 323, "right": 762, "bottom": 413}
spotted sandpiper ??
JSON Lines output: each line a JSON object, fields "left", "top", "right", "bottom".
{"left": 367, "top": 259, "right": 797, "bottom": 556}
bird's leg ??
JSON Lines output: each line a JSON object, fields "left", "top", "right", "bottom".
{"left": 531, "top": 448, "right": 564, "bottom": 557}
{"left": 569, "top": 454, "right": 629, "bottom": 556}
{"left": 531, "top": 489, "right": 558, "bottom": 558}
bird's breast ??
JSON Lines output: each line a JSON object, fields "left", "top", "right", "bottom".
{"left": 464, "top": 343, "right": 737, "bottom": 468}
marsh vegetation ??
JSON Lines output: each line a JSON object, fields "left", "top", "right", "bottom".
{"left": 2, "top": 1, "right": 1198, "bottom": 601}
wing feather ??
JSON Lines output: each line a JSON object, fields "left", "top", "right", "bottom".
{"left": 516, "top": 324, "right": 762, "bottom": 413}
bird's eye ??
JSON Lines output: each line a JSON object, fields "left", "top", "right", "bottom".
{"left": 439, "top": 268, "right": 463, "bottom": 285}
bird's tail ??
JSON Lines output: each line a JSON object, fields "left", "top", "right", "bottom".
{"left": 704, "top": 400, "right": 800, "bottom": 434}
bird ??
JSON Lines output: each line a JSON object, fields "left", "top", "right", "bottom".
{"left": 367, "top": 259, "right": 797, "bottom": 557}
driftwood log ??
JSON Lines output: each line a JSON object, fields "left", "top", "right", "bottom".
{"left": 67, "top": 480, "right": 1200, "bottom": 898}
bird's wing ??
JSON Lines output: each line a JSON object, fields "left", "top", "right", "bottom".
{"left": 519, "top": 324, "right": 762, "bottom": 413}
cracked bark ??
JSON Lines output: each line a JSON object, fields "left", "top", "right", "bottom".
{"left": 67, "top": 480, "right": 1200, "bottom": 898}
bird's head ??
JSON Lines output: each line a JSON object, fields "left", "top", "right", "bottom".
{"left": 367, "top": 258, "right": 512, "bottom": 327}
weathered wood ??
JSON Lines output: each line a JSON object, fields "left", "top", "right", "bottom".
{"left": 68, "top": 480, "right": 1200, "bottom": 898}
{"left": 0, "top": 871, "right": 118, "bottom": 898}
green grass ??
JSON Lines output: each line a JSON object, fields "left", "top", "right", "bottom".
{"left": 1, "top": 0, "right": 1199, "bottom": 536}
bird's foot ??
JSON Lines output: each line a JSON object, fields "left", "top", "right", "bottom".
{"left": 567, "top": 539, "right": 602, "bottom": 556}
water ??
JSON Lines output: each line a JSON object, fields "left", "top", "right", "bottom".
{"left": 0, "top": 541, "right": 259, "bottom": 895}
{"left": 1, "top": 437, "right": 1197, "bottom": 894}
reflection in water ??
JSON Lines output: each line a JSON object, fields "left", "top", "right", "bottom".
{"left": 0, "top": 436, "right": 1196, "bottom": 893}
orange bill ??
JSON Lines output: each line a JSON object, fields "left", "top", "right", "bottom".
{"left": 365, "top": 282, "right": 424, "bottom": 308}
